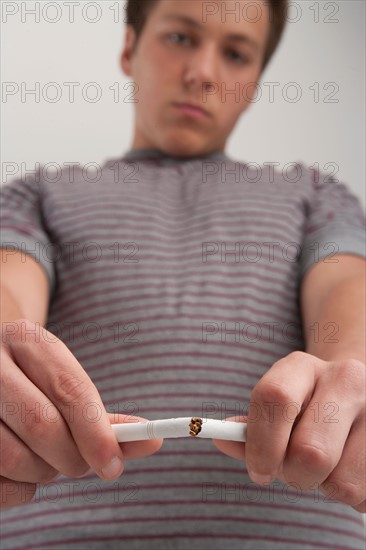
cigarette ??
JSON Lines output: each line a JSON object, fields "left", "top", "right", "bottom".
{"left": 111, "top": 417, "right": 247, "bottom": 442}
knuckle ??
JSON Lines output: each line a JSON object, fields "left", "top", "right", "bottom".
{"left": 328, "top": 480, "right": 363, "bottom": 506}
{"left": 53, "top": 372, "right": 91, "bottom": 406}
{"left": 287, "top": 351, "right": 307, "bottom": 361}
{"left": 293, "top": 442, "right": 332, "bottom": 470}
{"left": 253, "top": 381, "right": 292, "bottom": 405}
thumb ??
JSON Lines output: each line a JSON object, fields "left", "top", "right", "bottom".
{"left": 211, "top": 415, "right": 247, "bottom": 461}
{"left": 106, "top": 413, "right": 164, "bottom": 460}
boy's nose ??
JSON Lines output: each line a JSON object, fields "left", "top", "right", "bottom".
{"left": 182, "top": 45, "right": 219, "bottom": 88}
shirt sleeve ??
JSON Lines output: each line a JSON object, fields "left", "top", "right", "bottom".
{"left": 299, "top": 165, "right": 366, "bottom": 280}
{"left": 0, "top": 169, "right": 56, "bottom": 301}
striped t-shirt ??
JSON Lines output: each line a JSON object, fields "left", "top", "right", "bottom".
{"left": 0, "top": 147, "right": 365, "bottom": 549}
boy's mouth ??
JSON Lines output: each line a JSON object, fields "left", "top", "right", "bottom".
{"left": 172, "top": 102, "right": 210, "bottom": 119}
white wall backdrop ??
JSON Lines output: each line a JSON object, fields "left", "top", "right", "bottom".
{"left": 1, "top": 0, "right": 365, "bottom": 207}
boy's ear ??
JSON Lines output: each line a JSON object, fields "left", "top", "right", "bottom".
{"left": 120, "top": 25, "right": 138, "bottom": 77}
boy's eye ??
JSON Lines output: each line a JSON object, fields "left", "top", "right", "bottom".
{"left": 228, "top": 50, "right": 248, "bottom": 65}
{"left": 168, "top": 32, "right": 191, "bottom": 45}
{"left": 226, "top": 49, "right": 247, "bottom": 65}
{"left": 166, "top": 33, "right": 248, "bottom": 65}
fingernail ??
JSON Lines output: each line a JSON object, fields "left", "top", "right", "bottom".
{"left": 249, "top": 471, "right": 274, "bottom": 485}
{"left": 101, "top": 456, "right": 123, "bottom": 480}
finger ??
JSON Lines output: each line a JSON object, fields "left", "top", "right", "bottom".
{"left": 282, "top": 361, "right": 363, "bottom": 489}
{"left": 7, "top": 320, "right": 125, "bottom": 480}
{"left": 245, "top": 351, "right": 319, "bottom": 484}
{"left": 211, "top": 415, "right": 247, "bottom": 461}
{"left": 0, "top": 476, "right": 36, "bottom": 509}
{"left": 108, "top": 414, "right": 164, "bottom": 459}
{"left": 282, "top": 384, "right": 354, "bottom": 490}
{"left": 319, "top": 416, "right": 365, "bottom": 510}
{"left": 1, "top": 357, "right": 90, "bottom": 478}
{"left": 0, "top": 420, "right": 58, "bottom": 483}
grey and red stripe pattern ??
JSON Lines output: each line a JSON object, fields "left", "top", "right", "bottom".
{"left": 0, "top": 148, "right": 365, "bottom": 549}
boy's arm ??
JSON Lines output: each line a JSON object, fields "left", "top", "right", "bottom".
{"left": 0, "top": 249, "right": 49, "bottom": 326}
{"left": 213, "top": 253, "right": 366, "bottom": 512}
{"left": 300, "top": 253, "right": 366, "bottom": 363}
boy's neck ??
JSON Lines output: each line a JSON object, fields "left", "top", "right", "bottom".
{"left": 122, "top": 147, "right": 228, "bottom": 163}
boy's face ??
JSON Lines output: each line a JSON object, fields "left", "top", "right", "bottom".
{"left": 121, "top": 0, "right": 269, "bottom": 157}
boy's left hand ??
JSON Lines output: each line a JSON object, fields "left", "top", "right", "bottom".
{"left": 212, "top": 351, "right": 366, "bottom": 513}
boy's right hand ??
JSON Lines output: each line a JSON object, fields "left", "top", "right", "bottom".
{"left": 0, "top": 319, "right": 163, "bottom": 509}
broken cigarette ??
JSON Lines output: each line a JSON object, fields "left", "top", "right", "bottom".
{"left": 111, "top": 417, "right": 247, "bottom": 443}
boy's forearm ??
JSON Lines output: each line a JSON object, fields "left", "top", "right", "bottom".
{"left": 304, "top": 273, "right": 366, "bottom": 364}
{"left": 0, "top": 285, "right": 24, "bottom": 326}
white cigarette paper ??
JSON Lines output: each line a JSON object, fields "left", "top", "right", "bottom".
{"left": 111, "top": 417, "right": 247, "bottom": 442}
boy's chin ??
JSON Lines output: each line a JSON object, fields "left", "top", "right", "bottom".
{"left": 157, "top": 136, "right": 215, "bottom": 158}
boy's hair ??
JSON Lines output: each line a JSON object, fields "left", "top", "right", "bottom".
{"left": 125, "top": 0, "right": 289, "bottom": 73}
